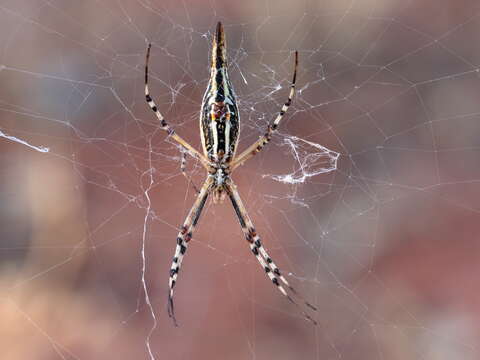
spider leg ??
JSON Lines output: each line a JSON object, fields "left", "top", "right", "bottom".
{"left": 226, "top": 181, "right": 317, "bottom": 325}
{"left": 168, "top": 177, "right": 212, "bottom": 325}
{"left": 145, "top": 44, "right": 209, "bottom": 169}
{"left": 180, "top": 148, "right": 200, "bottom": 194}
{"left": 231, "top": 51, "right": 298, "bottom": 171}
{"left": 256, "top": 243, "right": 317, "bottom": 311}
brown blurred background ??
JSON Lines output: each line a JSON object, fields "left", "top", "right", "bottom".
{"left": 1, "top": 0, "right": 480, "bottom": 359}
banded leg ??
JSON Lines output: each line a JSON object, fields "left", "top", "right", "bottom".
{"left": 168, "top": 177, "right": 212, "bottom": 325}
{"left": 256, "top": 243, "right": 317, "bottom": 311}
{"left": 180, "top": 149, "right": 200, "bottom": 194}
{"left": 145, "top": 44, "right": 209, "bottom": 169}
{"left": 227, "top": 181, "right": 317, "bottom": 325}
{"left": 231, "top": 51, "right": 298, "bottom": 171}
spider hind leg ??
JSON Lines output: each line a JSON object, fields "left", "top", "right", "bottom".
{"left": 226, "top": 181, "right": 317, "bottom": 325}
{"left": 167, "top": 178, "right": 211, "bottom": 326}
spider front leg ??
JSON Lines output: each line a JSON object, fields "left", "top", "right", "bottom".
{"left": 145, "top": 43, "right": 209, "bottom": 169}
{"left": 231, "top": 51, "right": 298, "bottom": 171}
{"left": 226, "top": 181, "right": 317, "bottom": 325}
{"left": 167, "top": 177, "right": 212, "bottom": 326}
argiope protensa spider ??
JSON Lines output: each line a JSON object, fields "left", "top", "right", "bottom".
{"left": 145, "top": 22, "right": 317, "bottom": 325}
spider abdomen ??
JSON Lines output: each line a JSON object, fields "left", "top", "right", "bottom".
{"left": 199, "top": 22, "right": 240, "bottom": 163}
{"left": 200, "top": 100, "right": 239, "bottom": 161}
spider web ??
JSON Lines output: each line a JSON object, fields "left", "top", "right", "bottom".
{"left": 1, "top": 0, "right": 480, "bottom": 359}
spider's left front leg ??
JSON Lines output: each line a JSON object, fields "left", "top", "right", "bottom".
{"left": 145, "top": 43, "right": 210, "bottom": 170}
{"left": 167, "top": 177, "right": 212, "bottom": 325}
{"left": 226, "top": 180, "right": 317, "bottom": 325}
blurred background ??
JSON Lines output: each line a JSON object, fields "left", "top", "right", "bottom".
{"left": 1, "top": 0, "right": 480, "bottom": 359}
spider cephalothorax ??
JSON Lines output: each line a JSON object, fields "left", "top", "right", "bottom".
{"left": 207, "top": 162, "right": 231, "bottom": 203}
{"left": 145, "top": 22, "right": 316, "bottom": 326}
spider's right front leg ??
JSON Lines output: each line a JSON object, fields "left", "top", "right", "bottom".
{"left": 167, "top": 177, "right": 212, "bottom": 326}
{"left": 230, "top": 51, "right": 298, "bottom": 171}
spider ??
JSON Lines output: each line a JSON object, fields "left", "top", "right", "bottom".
{"left": 145, "top": 22, "right": 317, "bottom": 325}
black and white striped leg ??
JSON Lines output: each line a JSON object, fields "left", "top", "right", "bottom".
{"left": 254, "top": 239, "right": 317, "bottom": 311}
{"left": 145, "top": 43, "right": 173, "bottom": 134}
{"left": 227, "top": 181, "right": 317, "bottom": 325}
{"left": 168, "top": 178, "right": 211, "bottom": 326}
{"left": 145, "top": 44, "right": 209, "bottom": 168}
{"left": 231, "top": 51, "right": 298, "bottom": 171}
{"left": 180, "top": 149, "right": 200, "bottom": 194}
